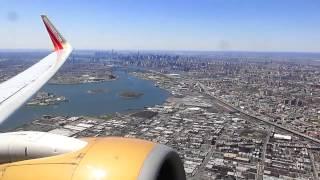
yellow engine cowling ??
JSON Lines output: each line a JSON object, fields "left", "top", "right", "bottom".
{"left": 0, "top": 137, "right": 186, "bottom": 180}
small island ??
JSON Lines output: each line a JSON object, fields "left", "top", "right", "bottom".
{"left": 27, "top": 91, "right": 68, "bottom": 106}
{"left": 87, "top": 88, "right": 109, "bottom": 95}
{"left": 119, "top": 91, "right": 144, "bottom": 99}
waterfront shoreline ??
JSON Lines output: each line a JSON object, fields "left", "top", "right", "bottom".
{"left": 0, "top": 70, "right": 170, "bottom": 131}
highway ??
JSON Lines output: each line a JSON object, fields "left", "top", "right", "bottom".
{"left": 256, "top": 129, "right": 271, "bottom": 180}
{"left": 198, "top": 82, "right": 320, "bottom": 145}
{"left": 308, "top": 148, "right": 319, "bottom": 180}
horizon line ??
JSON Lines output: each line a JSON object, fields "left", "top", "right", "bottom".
{"left": 1, "top": 48, "right": 320, "bottom": 54}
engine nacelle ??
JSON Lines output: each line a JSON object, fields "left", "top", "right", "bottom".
{"left": 0, "top": 131, "right": 87, "bottom": 164}
{"left": 0, "top": 133, "right": 186, "bottom": 180}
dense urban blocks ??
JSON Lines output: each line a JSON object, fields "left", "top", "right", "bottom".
{"left": 2, "top": 51, "right": 320, "bottom": 179}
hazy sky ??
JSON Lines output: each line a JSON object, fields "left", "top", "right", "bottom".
{"left": 1, "top": 0, "right": 320, "bottom": 52}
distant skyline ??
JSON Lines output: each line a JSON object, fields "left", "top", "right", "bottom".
{"left": 1, "top": 0, "right": 320, "bottom": 52}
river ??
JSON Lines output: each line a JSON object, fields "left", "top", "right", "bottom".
{"left": 0, "top": 70, "right": 169, "bottom": 131}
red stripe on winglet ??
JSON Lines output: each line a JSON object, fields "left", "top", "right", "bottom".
{"left": 43, "top": 19, "right": 63, "bottom": 51}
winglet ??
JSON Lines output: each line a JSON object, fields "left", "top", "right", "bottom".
{"left": 41, "top": 15, "right": 67, "bottom": 51}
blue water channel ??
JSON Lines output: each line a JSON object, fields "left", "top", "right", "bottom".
{"left": 0, "top": 70, "right": 169, "bottom": 130}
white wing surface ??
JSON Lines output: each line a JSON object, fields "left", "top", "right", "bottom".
{"left": 0, "top": 15, "right": 72, "bottom": 124}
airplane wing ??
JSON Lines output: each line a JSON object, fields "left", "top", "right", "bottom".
{"left": 0, "top": 16, "right": 186, "bottom": 180}
{"left": 0, "top": 15, "right": 72, "bottom": 124}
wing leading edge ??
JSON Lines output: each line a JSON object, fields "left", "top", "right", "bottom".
{"left": 0, "top": 15, "right": 72, "bottom": 124}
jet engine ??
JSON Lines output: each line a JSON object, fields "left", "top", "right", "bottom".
{"left": 0, "top": 131, "right": 186, "bottom": 180}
